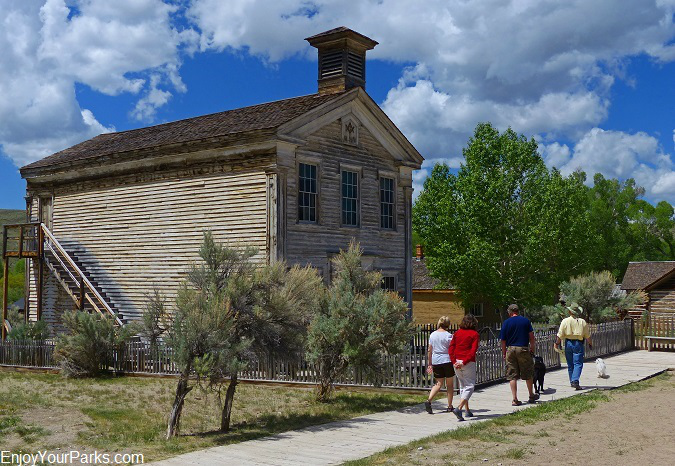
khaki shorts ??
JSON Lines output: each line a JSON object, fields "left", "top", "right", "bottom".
{"left": 505, "top": 346, "right": 534, "bottom": 381}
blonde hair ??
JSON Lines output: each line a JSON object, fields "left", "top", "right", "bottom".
{"left": 437, "top": 316, "right": 451, "bottom": 330}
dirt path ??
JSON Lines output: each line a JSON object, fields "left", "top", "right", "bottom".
{"left": 379, "top": 370, "right": 675, "bottom": 465}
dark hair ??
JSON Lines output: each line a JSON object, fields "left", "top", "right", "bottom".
{"left": 507, "top": 304, "right": 519, "bottom": 314}
{"left": 459, "top": 314, "right": 478, "bottom": 330}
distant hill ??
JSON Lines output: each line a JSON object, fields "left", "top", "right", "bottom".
{"left": 0, "top": 209, "right": 25, "bottom": 226}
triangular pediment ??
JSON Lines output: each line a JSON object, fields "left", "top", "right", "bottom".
{"left": 277, "top": 88, "right": 423, "bottom": 168}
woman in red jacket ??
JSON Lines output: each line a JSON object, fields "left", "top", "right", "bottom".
{"left": 448, "top": 314, "right": 480, "bottom": 421}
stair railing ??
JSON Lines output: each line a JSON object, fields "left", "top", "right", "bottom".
{"left": 40, "top": 224, "right": 123, "bottom": 326}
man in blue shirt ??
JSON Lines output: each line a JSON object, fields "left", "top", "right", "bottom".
{"left": 499, "top": 304, "right": 539, "bottom": 405}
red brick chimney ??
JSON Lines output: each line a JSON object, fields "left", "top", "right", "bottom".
{"left": 416, "top": 244, "right": 424, "bottom": 261}
{"left": 305, "top": 27, "right": 378, "bottom": 95}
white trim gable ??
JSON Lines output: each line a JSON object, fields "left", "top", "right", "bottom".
{"left": 277, "top": 88, "right": 424, "bottom": 168}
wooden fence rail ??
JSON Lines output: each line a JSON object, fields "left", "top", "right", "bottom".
{"left": 634, "top": 312, "right": 675, "bottom": 351}
{"left": 0, "top": 321, "right": 634, "bottom": 390}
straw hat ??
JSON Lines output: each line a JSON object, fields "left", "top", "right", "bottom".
{"left": 567, "top": 302, "right": 583, "bottom": 317}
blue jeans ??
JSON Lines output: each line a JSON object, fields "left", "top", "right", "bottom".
{"left": 565, "top": 339, "right": 585, "bottom": 383}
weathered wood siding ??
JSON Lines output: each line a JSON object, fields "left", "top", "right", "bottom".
{"left": 27, "top": 161, "right": 270, "bottom": 325}
{"left": 284, "top": 120, "right": 410, "bottom": 296}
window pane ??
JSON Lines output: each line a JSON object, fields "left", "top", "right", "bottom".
{"left": 341, "top": 170, "right": 358, "bottom": 226}
{"left": 380, "top": 177, "right": 395, "bottom": 229}
{"left": 299, "top": 163, "right": 317, "bottom": 222}
{"left": 381, "top": 276, "right": 396, "bottom": 291}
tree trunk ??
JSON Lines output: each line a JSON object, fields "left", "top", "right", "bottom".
{"left": 316, "top": 362, "right": 339, "bottom": 402}
{"left": 166, "top": 368, "right": 192, "bottom": 439}
{"left": 220, "top": 374, "right": 238, "bottom": 432}
{"left": 316, "top": 377, "right": 334, "bottom": 402}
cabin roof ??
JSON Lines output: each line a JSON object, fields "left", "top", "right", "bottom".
{"left": 621, "top": 261, "right": 675, "bottom": 291}
{"left": 412, "top": 258, "right": 454, "bottom": 290}
{"left": 21, "top": 92, "right": 343, "bottom": 172}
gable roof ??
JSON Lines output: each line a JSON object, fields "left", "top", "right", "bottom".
{"left": 413, "top": 258, "right": 454, "bottom": 290}
{"left": 621, "top": 261, "right": 675, "bottom": 291}
{"left": 21, "top": 92, "right": 342, "bottom": 173}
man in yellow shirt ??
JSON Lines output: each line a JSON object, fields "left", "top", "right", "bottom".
{"left": 554, "top": 303, "right": 593, "bottom": 390}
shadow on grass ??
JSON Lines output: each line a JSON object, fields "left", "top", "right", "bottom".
{"left": 183, "top": 393, "right": 413, "bottom": 442}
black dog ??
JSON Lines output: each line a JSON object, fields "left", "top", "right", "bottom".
{"left": 533, "top": 356, "right": 546, "bottom": 394}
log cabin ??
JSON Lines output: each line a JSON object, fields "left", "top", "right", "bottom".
{"left": 621, "top": 261, "right": 675, "bottom": 317}
{"left": 2, "top": 27, "right": 423, "bottom": 336}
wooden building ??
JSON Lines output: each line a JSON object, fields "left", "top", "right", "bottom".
{"left": 411, "top": 245, "right": 501, "bottom": 326}
{"left": 621, "top": 261, "right": 675, "bottom": 317}
{"left": 2, "top": 27, "right": 423, "bottom": 335}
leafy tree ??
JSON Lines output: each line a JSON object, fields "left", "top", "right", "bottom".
{"left": 54, "top": 311, "right": 135, "bottom": 377}
{"left": 414, "top": 123, "right": 593, "bottom": 310}
{"left": 535, "top": 271, "right": 646, "bottom": 324}
{"left": 587, "top": 175, "right": 675, "bottom": 278}
{"left": 306, "top": 241, "right": 412, "bottom": 402}
{"left": 166, "top": 232, "right": 322, "bottom": 438}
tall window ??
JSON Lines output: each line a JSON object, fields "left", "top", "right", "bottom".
{"left": 341, "top": 170, "right": 359, "bottom": 226}
{"left": 298, "top": 163, "right": 317, "bottom": 222}
{"left": 380, "top": 177, "right": 395, "bottom": 229}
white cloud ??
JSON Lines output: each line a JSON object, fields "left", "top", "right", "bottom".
{"left": 185, "top": 0, "right": 675, "bottom": 204}
{"left": 542, "top": 128, "right": 675, "bottom": 200}
{"left": 0, "top": 0, "right": 195, "bottom": 167}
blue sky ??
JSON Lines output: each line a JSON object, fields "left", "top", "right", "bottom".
{"left": 1, "top": 0, "right": 674, "bottom": 209}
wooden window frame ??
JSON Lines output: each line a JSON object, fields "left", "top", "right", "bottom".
{"left": 379, "top": 176, "right": 396, "bottom": 230}
{"left": 297, "top": 161, "right": 319, "bottom": 224}
{"left": 471, "top": 303, "right": 484, "bottom": 318}
{"left": 381, "top": 275, "right": 397, "bottom": 292}
{"left": 339, "top": 164, "right": 361, "bottom": 228}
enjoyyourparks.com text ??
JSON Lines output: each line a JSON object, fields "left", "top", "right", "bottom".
{"left": 1, "top": 450, "right": 144, "bottom": 465}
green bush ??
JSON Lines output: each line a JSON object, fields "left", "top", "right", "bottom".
{"left": 54, "top": 311, "right": 135, "bottom": 377}
{"left": 306, "top": 241, "right": 412, "bottom": 401}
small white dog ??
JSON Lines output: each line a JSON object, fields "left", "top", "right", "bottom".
{"left": 596, "top": 358, "right": 608, "bottom": 378}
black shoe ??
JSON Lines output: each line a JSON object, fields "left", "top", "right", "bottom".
{"left": 425, "top": 400, "right": 433, "bottom": 414}
{"left": 465, "top": 410, "right": 474, "bottom": 417}
{"left": 528, "top": 393, "right": 540, "bottom": 404}
{"left": 452, "top": 408, "right": 465, "bottom": 421}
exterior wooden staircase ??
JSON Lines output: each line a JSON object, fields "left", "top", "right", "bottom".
{"left": 2, "top": 223, "right": 123, "bottom": 339}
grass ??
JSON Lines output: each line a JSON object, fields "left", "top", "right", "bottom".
{"left": 0, "top": 371, "right": 421, "bottom": 461}
{"left": 344, "top": 373, "right": 673, "bottom": 466}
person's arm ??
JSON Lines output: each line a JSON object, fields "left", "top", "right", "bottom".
{"left": 529, "top": 331, "right": 536, "bottom": 355}
{"left": 427, "top": 343, "right": 433, "bottom": 372}
{"left": 584, "top": 321, "right": 592, "bottom": 349}
{"left": 554, "top": 320, "right": 565, "bottom": 348}
{"left": 470, "top": 332, "right": 480, "bottom": 361}
{"left": 501, "top": 339, "right": 507, "bottom": 359}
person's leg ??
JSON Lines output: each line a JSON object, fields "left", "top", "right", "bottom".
{"left": 565, "top": 340, "right": 574, "bottom": 383}
{"left": 526, "top": 378, "right": 535, "bottom": 397}
{"left": 464, "top": 362, "right": 476, "bottom": 416}
{"left": 571, "top": 341, "right": 584, "bottom": 384}
{"left": 505, "top": 347, "right": 520, "bottom": 403}
{"left": 509, "top": 379, "right": 518, "bottom": 401}
{"left": 446, "top": 376, "right": 454, "bottom": 408}
{"left": 428, "top": 380, "right": 442, "bottom": 401}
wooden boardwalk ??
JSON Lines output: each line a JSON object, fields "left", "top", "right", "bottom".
{"left": 152, "top": 351, "right": 675, "bottom": 466}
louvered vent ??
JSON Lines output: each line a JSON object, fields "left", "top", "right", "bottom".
{"left": 347, "top": 51, "right": 364, "bottom": 80}
{"left": 320, "top": 50, "right": 344, "bottom": 79}
{"left": 306, "top": 28, "right": 377, "bottom": 94}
